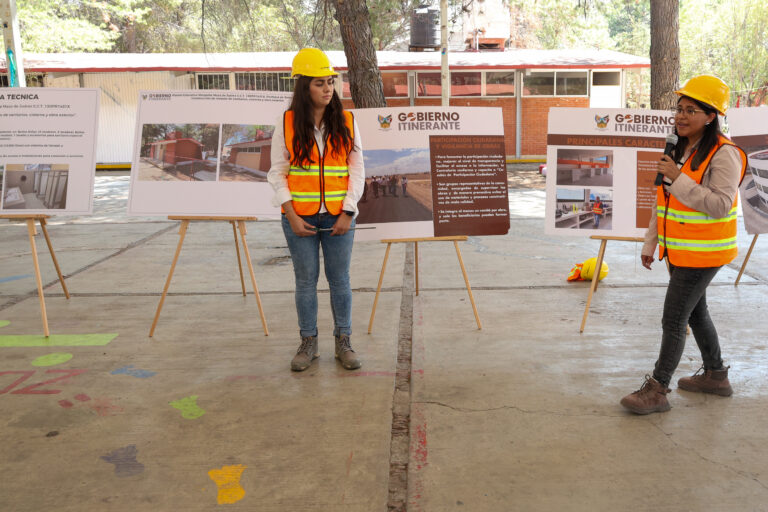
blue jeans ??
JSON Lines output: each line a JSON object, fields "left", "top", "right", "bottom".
{"left": 281, "top": 213, "right": 355, "bottom": 338}
{"left": 652, "top": 263, "right": 723, "bottom": 387}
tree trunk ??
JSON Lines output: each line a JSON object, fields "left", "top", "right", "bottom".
{"left": 328, "top": 0, "right": 386, "bottom": 108}
{"left": 649, "top": 0, "right": 679, "bottom": 110}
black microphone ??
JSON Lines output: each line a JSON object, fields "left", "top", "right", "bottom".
{"left": 655, "top": 133, "right": 679, "bottom": 186}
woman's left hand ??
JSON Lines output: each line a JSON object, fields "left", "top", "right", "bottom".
{"left": 331, "top": 213, "right": 353, "bottom": 236}
{"left": 657, "top": 154, "right": 681, "bottom": 182}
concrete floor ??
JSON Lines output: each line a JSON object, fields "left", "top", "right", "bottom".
{"left": 1, "top": 173, "right": 767, "bottom": 511}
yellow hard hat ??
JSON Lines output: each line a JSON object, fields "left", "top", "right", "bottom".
{"left": 675, "top": 75, "right": 730, "bottom": 115}
{"left": 291, "top": 48, "right": 337, "bottom": 78}
{"left": 580, "top": 257, "right": 608, "bottom": 281}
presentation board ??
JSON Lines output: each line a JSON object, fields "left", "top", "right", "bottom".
{"left": 0, "top": 88, "right": 99, "bottom": 215}
{"left": 352, "top": 106, "right": 509, "bottom": 240}
{"left": 128, "top": 90, "right": 291, "bottom": 216}
{"left": 728, "top": 107, "right": 768, "bottom": 235}
{"left": 545, "top": 107, "right": 673, "bottom": 237}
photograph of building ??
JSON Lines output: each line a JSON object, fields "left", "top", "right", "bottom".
{"left": 138, "top": 124, "right": 220, "bottom": 181}
{"left": 740, "top": 147, "right": 768, "bottom": 233}
{"left": 219, "top": 124, "right": 274, "bottom": 182}
{"left": 1, "top": 164, "right": 69, "bottom": 210}
{"left": 556, "top": 148, "right": 614, "bottom": 187}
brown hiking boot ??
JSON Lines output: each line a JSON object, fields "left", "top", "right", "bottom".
{"left": 678, "top": 366, "right": 733, "bottom": 396}
{"left": 290, "top": 336, "right": 318, "bottom": 372}
{"left": 620, "top": 375, "right": 671, "bottom": 415}
{"left": 335, "top": 335, "right": 361, "bottom": 370}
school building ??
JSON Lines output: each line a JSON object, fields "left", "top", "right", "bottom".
{"left": 0, "top": 50, "right": 649, "bottom": 166}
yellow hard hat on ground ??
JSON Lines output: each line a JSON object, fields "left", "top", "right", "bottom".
{"left": 291, "top": 48, "right": 337, "bottom": 78}
{"left": 580, "top": 257, "right": 609, "bottom": 281}
{"left": 675, "top": 75, "right": 730, "bottom": 115}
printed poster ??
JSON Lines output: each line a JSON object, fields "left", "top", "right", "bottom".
{"left": 353, "top": 107, "right": 509, "bottom": 240}
{"left": 545, "top": 107, "right": 674, "bottom": 237}
{"left": 0, "top": 88, "right": 99, "bottom": 215}
{"left": 128, "top": 90, "right": 291, "bottom": 216}
{"left": 728, "top": 107, "right": 768, "bottom": 235}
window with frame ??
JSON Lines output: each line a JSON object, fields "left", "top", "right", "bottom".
{"left": 523, "top": 72, "right": 555, "bottom": 96}
{"left": 342, "top": 72, "right": 409, "bottom": 98}
{"left": 236, "top": 72, "right": 294, "bottom": 92}
{"left": 0, "top": 74, "right": 44, "bottom": 87}
{"left": 556, "top": 71, "right": 588, "bottom": 95}
{"left": 592, "top": 71, "right": 621, "bottom": 86}
{"left": 451, "top": 72, "right": 481, "bottom": 96}
{"left": 197, "top": 73, "right": 230, "bottom": 90}
{"left": 416, "top": 72, "right": 442, "bottom": 97}
{"left": 485, "top": 71, "right": 515, "bottom": 96}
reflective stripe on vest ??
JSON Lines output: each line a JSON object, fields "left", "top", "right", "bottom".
{"left": 656, "top": 135, "right": 747, "bottom": 267}
{"left": 283, "top": 110, "right": 354, "bottom": 216}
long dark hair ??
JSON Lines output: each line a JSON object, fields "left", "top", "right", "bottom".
{"left": 672, "top": 96, "right": 722, "bottom": 171}
{"left": 288, "top": 75, "right": 353, "bottom": 169}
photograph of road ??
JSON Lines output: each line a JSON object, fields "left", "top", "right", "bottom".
{"left": 137, "top": 124, "right": 220, "bottom": 181}
{"left": 556, "top": 148, "right": 614, "bottom": 187}
{"left": 219, "top": 124, "right": 275, "bottom": 182}
{"left": 1, "top": 164, "right": 69, "bottom": 210}
{"left": 357, "top": 148, "right": 433, "bottom": 224}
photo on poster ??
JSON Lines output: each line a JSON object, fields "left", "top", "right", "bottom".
{"left": 739, "top": 147, "right": 768, "bottom": 233}
{"left": 138, "top": 123, "right": 220, "bottom": 182}
{"left": 554, "top": 187, "right": 613, "bottom": 230}
{"left": 1, "top": 164, "right": 69, "bottom": 210}
{"left": 219, "top": 124, "right": 275, "bottom": 182}
{"left": 555, "top": 148, "right": 614, "bottom": 187}
{"left": 357, "top": 148, "right": 433, "bottom": 224}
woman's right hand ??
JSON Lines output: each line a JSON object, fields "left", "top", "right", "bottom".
{"left": 641, "top": 255, "right": 654, "bottom": 270}
{"left": 283, "top": 202, "right": 317, "bottom": 236}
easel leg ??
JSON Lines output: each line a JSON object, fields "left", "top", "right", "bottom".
{"left": 150, "top": 220, "right": 189, "bottom": 337}
{"left": 237, "top": 220, "right": 269, "bottom": 336}
{"left": 39, "top": 218, "right": 70, "bottom": 299}
{"left": 231, "top": 220, "right": 247, "bottom": 296}
{"left": 368, "top": 242, "right": 392, "bottom": 334}
{"left": 580, "top": 239, "right": 607, "bottom": 333}
{"left": 454, "top": 241, "right": 482, "bottom": 330}
{"left": 26, "top": 219, "right": 50, "bottom": 337}
{"left": 415, "top": 241, "right": 419, "bottom": 296}
{"left": 735, "top": 234, "right": 758, "bottom": 286}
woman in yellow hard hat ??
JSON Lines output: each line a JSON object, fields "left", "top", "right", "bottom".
{"left": 621, "top": 75, "right": 748, "bottom": 415}
{"left": 267, "top": 48, "right": 365, "bottom": 372}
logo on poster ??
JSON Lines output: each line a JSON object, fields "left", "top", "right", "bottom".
{"left": 396, "top": 111, "right": 461, "bottom": 131}
{"left": 614, "top": 113, "right": 675, "bottom": 134}
{"left": 595, "top": 115, "right": 610, "bottom": 130}
{"left": 377, "top": 114, "right": 393, "bottom": 129}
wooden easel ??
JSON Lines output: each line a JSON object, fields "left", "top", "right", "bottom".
{"left": 1, "top": 214, "right": 70, "bottom": 337}
{"left": 735, "top": 234, "right": 759, "bottom": 286}
{"left": 368, "top": 236, "right": 481, "bottom": 333}
{"left": 580, "top": 235, "right": 643, "bottom": 333}
{"left": 149, "top": 216, "right": 268, "bottom": 337}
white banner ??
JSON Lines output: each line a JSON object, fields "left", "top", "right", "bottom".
{"left": 545, "top": 107, "right": 674, "bottom": 237}
{"left": 0, "top": 88, "right": 99, "bottom": 215}
{"left": 728, "top": 107, "right": 768, "bottom": 235}
{"left": 128, "top": 90, "right": 291, "bottom": 217}
{"left": 352, "top": 106, "right": 508, "bottom": 241}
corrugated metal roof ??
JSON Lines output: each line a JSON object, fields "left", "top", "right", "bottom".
{"left": 0, "top": 49, "right": 649, "bottom": 73}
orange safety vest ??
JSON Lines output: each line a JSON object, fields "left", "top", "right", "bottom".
{"left": 656, "top": 135, "right": 747, "bottom": 267}
{"left": 283, "top": 110, "right": 354, "bottom": 216}
{"left": 592, "top": 203, "right": 603, "bottom": 215}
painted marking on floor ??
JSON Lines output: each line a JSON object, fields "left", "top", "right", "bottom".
{"left": 90, "top": 397, "right": 124, "bottom": 417}
{"left": 208, "top": 464, "right": 247, "bottom": 505}
{"left": 111, "top": 365, "right": 156, "bottom": 379}
{"left": 169, "top": 395, "right": 205, "bottom": 419}
{"left": 0, "top": 321, "right": 10, "bottom": 328}
{"left": 31, "top": 353, "right": 74, "bottom": 367}
{"left": 101, "top": 445, "right": 145, "bottom": 477}
{"left": 0, "top": 369, "right": 87, "bottom": 394}
{"left": 0, "top": 274, "right": 32, "bottom": 284}
{"left": 0, "top": 333, "right": 118, "bottom": 348}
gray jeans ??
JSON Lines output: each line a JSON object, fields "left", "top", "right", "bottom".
{"left": 652, "top": 263, "right": 724, "bottom": 387}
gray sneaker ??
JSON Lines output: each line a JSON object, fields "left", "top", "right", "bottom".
{"left": 290, "top": 336, "right": 318, "bottom": 372}
{"left": 335, "top": 335, "right": 361, "bottom": 370}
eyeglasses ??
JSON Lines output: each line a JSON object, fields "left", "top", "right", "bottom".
{"left": 671, "top": 106, "right": 707, "bottom": 116}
